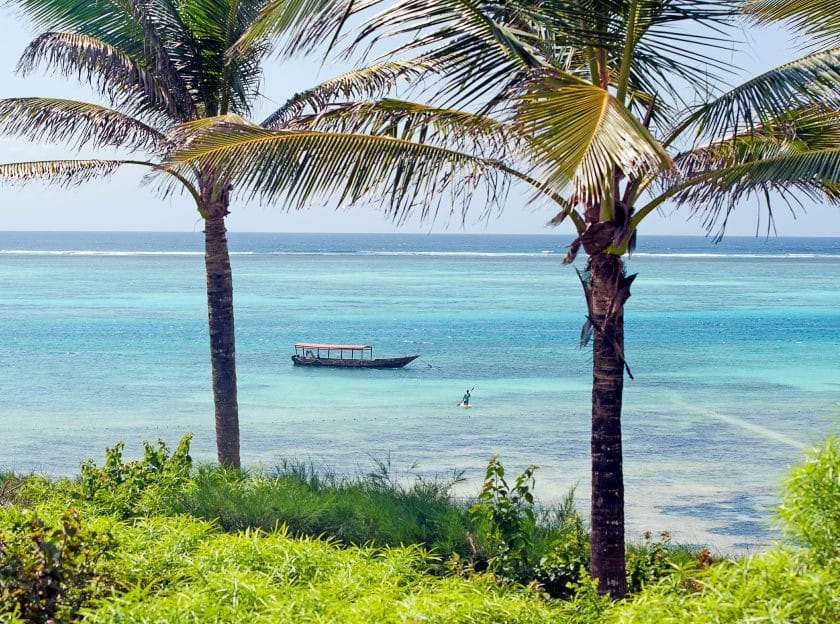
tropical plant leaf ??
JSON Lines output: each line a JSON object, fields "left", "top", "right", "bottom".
{"left": 0, "top": 159, "right": 137, "bottom": 186}
{"left": 232, "top": 0, "right": 361, "bottom": 58}
{"left": 262, "top": 60, "right": 437, "bottom": 129}
{"left": 674, "top": 147, "right": 840, "bottom": 238}
{"left": 17, "top": 31, "right": 187, "bottom": 121}
{"left": 166, "top": 116, "right": 510, "bottom": 223}
{"left": 350, "top": 0, "right": 546, "bottom": 107}
{"left": 671, "top": 48, "right": 840, "bottom": 144}
{"left": 284, "top": 98, "right": 528, "bottom": 162}
{"left": 515, "top": 71, "right": 671, "bottom": 201}
{"left": 0, "top": 98, "right": 167, "bottom": 152}
{"left": 743, "top": 0, "right": 840, "bottom": 49}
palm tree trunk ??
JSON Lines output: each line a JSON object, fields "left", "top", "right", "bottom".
{"left": 588, "top": 251, "right": 628, "bottom": 598}
{"left": 204, "top": 213, "right": 240, "bottom": 468}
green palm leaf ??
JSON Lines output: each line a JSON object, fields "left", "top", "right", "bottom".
{"left": 12, "top": 0, "right": 197, "bottom": 118}
{"left": 346, "top": 0, "right": 545, "bottom": 107}
{"left": 515, "top": 72, "right": 671, "bottom": 199}
{"left": 672, "top": 147, "right": 840, "bottom": 237}
{"left": 167, "top": 116, "right": 509, "bottom": 223}
{"left": 0, "top": 98, "right": 167, "bottom": 152}
{"left": 671, "top": 48, "right": 840, "bottom": 144}
{"left": 232, "top": 0, "right": 358, "bottom": 57}
{"left": 743, "top": 0, "right": 840, "bottom": 48}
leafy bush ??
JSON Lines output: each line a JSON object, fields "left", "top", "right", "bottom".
{"left": 777, "top": 435, "right": 840, "bottom": 565}
{"left": 0, "top": 509, "right": 109, "bottom": 622}
{"left": 469, "top": 456, "right": 540, "bottom": 579}
{"left": 533, "top": 491, "right": 591, "bottom": 598}
{"left": 78, "top": 434, "right": 193, "bottom": 517}
{"left": 625, "top": 531, "right": 678, "bottom": 593}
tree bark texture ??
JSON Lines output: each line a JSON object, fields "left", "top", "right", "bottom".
{"left": 204, "top": 212, "right": 240, "bottom": 468}
{"left": 588, "top": 251, "right": 628, "bottom": 598}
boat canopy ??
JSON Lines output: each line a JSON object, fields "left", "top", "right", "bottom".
{"left": 295, "top": 342, "right": 372, "bottom": 350}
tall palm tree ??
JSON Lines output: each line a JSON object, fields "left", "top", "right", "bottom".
{"left": 167, "top": 0, "right": 839, "bottom": 596}
{"left": 0, "top": 0, "right": 510, "bottom": 468}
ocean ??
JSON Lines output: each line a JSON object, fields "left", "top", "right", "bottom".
{"left": 1, "top": 232, "right": 838, "bottom": 551}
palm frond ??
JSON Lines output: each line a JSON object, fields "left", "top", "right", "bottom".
{"left": 232, "top": 0, "right": 362, "bottom": 58}
{"left": 284, "top": 98, "right": 527, "bottom": 161}
{"left": 166, "top": 116, "right": 510, "bottom": 224}
{"left": 616, "top": 0, "right": 739, "bottom": 103}
{"left": 743, "top": 0, "right": 840, "bottom": 49}
{"left": 17, "top": 31, "right": 186, "bottom": 121}
{"left": 0, "top": 98, "right": 168, "bottom": 153}
{"left": 0, "top": 158, "right": 137, "bottom": 186}
{"left": 262, "top": 59, "right": 436, "bottom": 129}
{"left": 671, "top": 48, "right": 840, "bottom": 144}
{"left": 351, "top": 0, "right": 545, "bottom": 106}
{"left": 515, "top": 71, "right": 671, "bottom": 201}
{"left": 13, "top": 0, "right": 197, "bottom": 118}
{"left": 674, "top": 147, "right": 840, "bottom": 237}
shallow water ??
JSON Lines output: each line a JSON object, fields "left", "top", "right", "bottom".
{"left": 1, "top": 232, "right": 838, "bottom": 551}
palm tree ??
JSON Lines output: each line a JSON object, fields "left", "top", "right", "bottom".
{"left": 167, "top": 0, "right": 839, "bottom": 596}
{"left": 0, "top": 0, "right": 511, "bottom": 468}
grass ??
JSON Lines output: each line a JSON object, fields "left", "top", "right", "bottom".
{"left": 168, "top": 459, "right": 474, "bottom": 559}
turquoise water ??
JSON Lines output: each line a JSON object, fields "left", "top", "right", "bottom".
{"left": 1, "top": 232, "right": 838, "bottom": 551}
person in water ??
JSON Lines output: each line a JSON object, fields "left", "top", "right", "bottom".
{"left": 462, "top": 389, "right": 471, "bottom": 406}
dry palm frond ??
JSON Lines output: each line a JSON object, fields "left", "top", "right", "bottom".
{"left": 0, "top": 159, "right": 137, "bottom": 186}
{"left": 262, "top": 60, "right": 437, "bottom": 129}
{"left": 17, "top": 31, "right": 190, "bottom": 121}
{"left": 0, "top": 98, "right": 168, "bottom": 153}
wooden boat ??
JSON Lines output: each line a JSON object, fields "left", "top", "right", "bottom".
{"left": 292, "top": 343, "right": 419, "bottom": 369}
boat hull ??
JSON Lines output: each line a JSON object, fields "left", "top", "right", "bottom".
{"left": 292, "top": 354, "right": 419, "bottom": 369}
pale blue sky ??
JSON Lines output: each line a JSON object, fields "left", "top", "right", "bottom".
{"left": 0, "top": 7, "right": 836, "bottom": 236}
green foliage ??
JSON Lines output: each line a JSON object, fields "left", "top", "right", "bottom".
{"left": 625, "top": 531, "right": 678, "bottom": 593}
{"left": 77, "top": 514, "right": 573, "bottom": 624}
{"left": 168, "top": 458, "right": 473, "bottom": 558}
{"left": 777, "top": 435, "right": 840, "bottom": 565}
{"left": 612, "top": 547, "right": 840, "bottom": 623}
{"left": 78, "top": 434, "right": 193, "bottom": 518}
{"left": 533, "top": 491, "right": 591, "bottom": 598}
{"left": 469, "top": 456, "right": 539, "bottom": 579}
{"left": 0, "top": 508, "right": 109, "bottom": 622}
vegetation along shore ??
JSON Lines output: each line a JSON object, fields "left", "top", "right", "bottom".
{"left": 1, "top": 434, "right": 839, "bottom": 622}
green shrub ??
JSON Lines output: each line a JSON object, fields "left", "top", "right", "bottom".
{"left": 777, "top": 435, "right": 840, "bottom": 565}
{"left": 533, "top": 491, "right": 590, "bottom": 598}
{"left": 76, "top": 515, "right": 593, "bottom": 624}
{"left": 469, "top": 456, "right": 540, "bottom": 580}
{"left": 78, "top": 434, "right": 193, "bottom": 518}
{"left": 624, "top": 531, "right": 678, "bottom": 593}
{"left": 0, "top": 509, "right": 110, "bottom": 622}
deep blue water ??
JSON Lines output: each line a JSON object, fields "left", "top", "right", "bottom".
{"left": 1, "top": 232, "right": 838, "bottom": 551}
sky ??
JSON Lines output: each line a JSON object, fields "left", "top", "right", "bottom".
{"left": 0, "top": 5, "right": 837, "bottom": 237}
